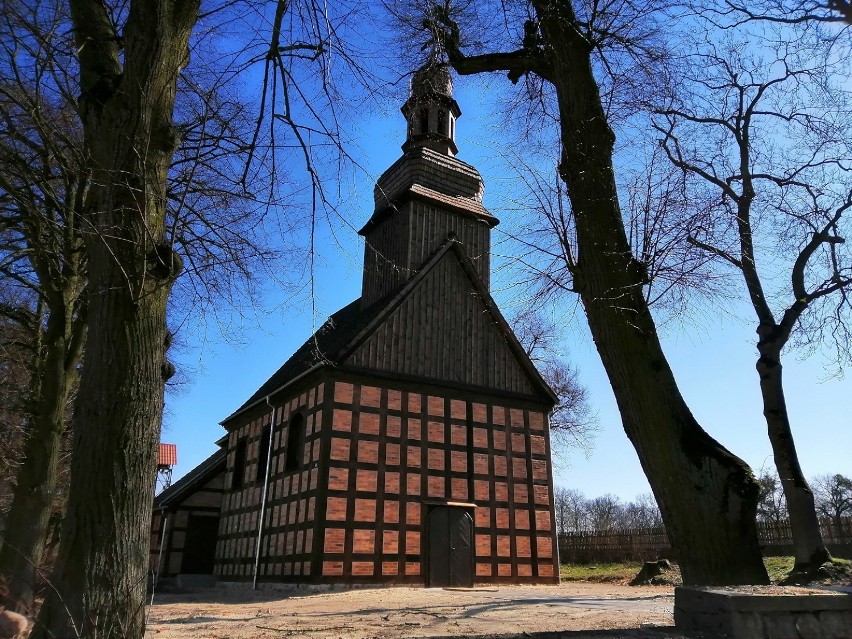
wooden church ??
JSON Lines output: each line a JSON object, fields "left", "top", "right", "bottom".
{"left": 152, "top": 62, "right": 560, "bottom": 587}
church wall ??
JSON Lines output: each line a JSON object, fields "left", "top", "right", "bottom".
{"left": 214, "top": 383, "right": 326, "bottom": 581}
{"left": 316, "top": 378, "right": 558, "bottom": 584}
{"left": 150, "top": 471, "right": 225, "bottom": 577}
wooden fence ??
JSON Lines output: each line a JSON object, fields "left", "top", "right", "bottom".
{"left": 558, "top": 516, "right": 852, "bottom": 564}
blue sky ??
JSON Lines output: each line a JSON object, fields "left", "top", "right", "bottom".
{"left": 162, "top": 71, "right": 851, "bottom": 503}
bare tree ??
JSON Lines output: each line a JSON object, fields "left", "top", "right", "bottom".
{"left": 653, "top": 31, "right": 850, "bottom": 569}
{"left": 623, "top": 493, "right": 663, "bottom": 529}
{"left": 812, "top": 473, "right": 852, "bottom": 525}
{"left": 711, "top": 0, "right": 852, "bottom": 26}
{"left": 0, "top": 0, "right": 87, "bottom": 612}
{"left": 21, "top": 0, "right": 377, "bottom": 634}
{"left": 0, "top": 0, "right": 287, "bottom": 614}
{"left": 512, "top": 309, "right": 598, "bottom": 457}
{"left": 553, "top": 487, "right": 589, "bottom": 533}
{"left": 585, "top": 494, "right": 624, "bottom": 531}
{"left": 414, "top": 0, "right": 768, "bottom": 584}
{"left": 756, "top": 469, "right": 788, "bottom": 525}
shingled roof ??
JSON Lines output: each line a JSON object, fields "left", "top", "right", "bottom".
{"left": 223, "top": 296, "right": 384, "bottom": 422}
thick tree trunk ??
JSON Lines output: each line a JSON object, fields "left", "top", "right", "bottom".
{"left": 0, "top": 310, "right": 78, "bottom": 614}
{"left": 32, "top": 240, "right": 170, "bottom": 638}
{"left": 30, "top": 0, "right": 198, "bottom": 637}
{"left": 532, "top": 0, "right": 768, "bottom": 585}
{"left": 757, "top": 343, "right": 829, "bottom": 569}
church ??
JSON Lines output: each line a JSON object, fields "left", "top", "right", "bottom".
{"left": 151, "top": 61, "right": 560, "bottom": 587}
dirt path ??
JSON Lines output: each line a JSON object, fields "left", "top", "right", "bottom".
{"left": 146, "top": 583, "right": 682, "bottom": 639}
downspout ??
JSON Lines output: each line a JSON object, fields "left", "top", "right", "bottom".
{"left": 253, "top": 396, "right": 277, "bottom": 589}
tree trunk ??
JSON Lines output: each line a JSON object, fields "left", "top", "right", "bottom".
{"left": 757, "top": 343, "right": 830, "bottom": 569}
{"left": 533, "top": 0, "right": 768, "bottom": 585}
{"left": 31, "top": 0, "right": 198, "bottom": 636}
{"left": 0, "top": 304, "right": 80, "bottom": 614}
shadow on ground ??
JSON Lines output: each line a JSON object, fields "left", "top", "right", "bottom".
{"left": 405, "top": 630, "right": 688, "bottom": 639}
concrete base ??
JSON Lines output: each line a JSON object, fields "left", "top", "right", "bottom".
{"left": 674, "top": 586, "right": 852, "bottom": 638}
{"left": 175, "top": 574, "right": 217, "bottom": 589}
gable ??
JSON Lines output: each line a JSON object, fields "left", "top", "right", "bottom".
{"left": 344, "top": 246, "right": 547, "bottom": 400}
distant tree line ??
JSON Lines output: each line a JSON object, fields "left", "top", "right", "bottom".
{"left": 758, "top": 472, "right": 852, "bottom": 528}
{"left": 558, "top": 474, "right": 852, "bottom": 534}
{"left": 553, "top": 488, "right": 663, "bottom": 534}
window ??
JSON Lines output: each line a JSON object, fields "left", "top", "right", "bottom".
{"left": 232, "top": 437, "right": 247, "bottom": 489}
{"left": 419, "top": 108, "right": 429, "bottom": 135}
{"left": 256, "top": 424, "right": 271, "bottom": 483}
{"left": 285, "top": 413, "right": 305, "bottom": 472}
{"left": 437, "top": 109, "right": 447, "bottom": 135}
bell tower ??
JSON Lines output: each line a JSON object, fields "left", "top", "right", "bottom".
{"left": 401, "top": 60, "right": 460, "bottom": 156}
{"left": 359, "top": 60, "right": 499, "bottom": 308}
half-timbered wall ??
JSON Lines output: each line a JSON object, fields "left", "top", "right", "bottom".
{"left": 318, "top": 379, "right": 558, "bottom": 584}
{"left": 214, "top": 383, "right": 326, "bottom": 580}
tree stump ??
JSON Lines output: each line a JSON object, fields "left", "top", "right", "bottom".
{"left": 630, "top": 559, "right": 673, "bottom": 585}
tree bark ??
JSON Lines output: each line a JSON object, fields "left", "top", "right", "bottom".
{"left": 443, "top": 0, "right": 768, "bottom": 584}
{"left": 30, "top": 0, "right": 198, "bottom": 636}
{"left": 757, "top": 338, "right": 830, "bottom": 568}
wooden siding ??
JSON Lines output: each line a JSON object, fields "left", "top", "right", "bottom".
{"left": 362, "top": 207, "right": 411, "bottom": 306}
{"left": 349, "top": 248, "right": 535, "bottom": 396}
{"left": 407, "top": 202, "right": 489, "bottom": 286}
{"left": 362, "top": 201, "right": 490, "bottom": 307}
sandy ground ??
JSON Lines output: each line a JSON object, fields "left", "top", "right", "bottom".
{"left": 145, "top": 582, "right": 684, "bottom": 639}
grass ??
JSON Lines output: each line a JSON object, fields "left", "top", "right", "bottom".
{"left": 560, "top": 556, "right": 851, "bottom": 585}
{"left": 560, "top": 561, "right": 645, "bottom": 583}
{"left": 763, "top": 556, "right": 795, "bottom": 582}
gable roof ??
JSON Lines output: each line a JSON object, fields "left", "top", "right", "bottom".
{"left": 341, "top": 238, "right": 556, "bottom": 401}
{"left": 223, "top": 237, "right": 556, "bottom": 424}
{"left": 154, "top": 448, "right": 227, "bottom": 510}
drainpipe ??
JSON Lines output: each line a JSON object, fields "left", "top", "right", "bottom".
{"left": 253, "top": 396, "right": 277, "bottom": 589}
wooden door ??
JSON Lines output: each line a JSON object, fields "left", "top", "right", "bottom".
{"left": 428, "top": 507, "right": 473, "bottom": 587}
{"left": 180, "top": 515, "right": 219, "bottom": 574}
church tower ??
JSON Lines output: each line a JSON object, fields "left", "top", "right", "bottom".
{"left": 359, "top": 60, "right": 498, "bottom": 307}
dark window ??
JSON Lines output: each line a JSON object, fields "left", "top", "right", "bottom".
{"left": 437, "top": 109, "right": 447, "bottom": 135}
{"left": 232, "top": 437, "right": 247, "bottom": 489}
{"left": 256, "top": 423, "right": 271, "bottom": 483}
{"left": 285, "top": 413, "right": 305, "bottom": 472}
{"left": 419, "top": 108, "right": 429, "bottom": 134}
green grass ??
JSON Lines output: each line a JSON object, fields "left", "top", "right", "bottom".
{"left": 559, "top": 561, "right": 644, "bottom": 583}
{"left": 559, "top": 556, "right": 851, "bottom": 585}
{"left": 763, "top": 556, "right": 795, "bottom": 582}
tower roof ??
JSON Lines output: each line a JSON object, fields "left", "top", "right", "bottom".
{"left": 410, "top": 60, "right": 453, "bottom": 100}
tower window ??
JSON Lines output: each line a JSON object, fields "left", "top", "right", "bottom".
{"left": 285, "top": 413, "right": 305, "bottom": 472}
{"left": 232, "top": 437, "right": 247, "bottom": 489}
{"left": 419, "top": 108, "right": 429, "bottom": 135}
{"left": 256, "top": 423, "right": 271, "bottom": 482}
{"left": 438, "top": 109, "right": 447, "bottom": 135}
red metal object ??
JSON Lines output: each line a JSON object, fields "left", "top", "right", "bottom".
{"left": 157, "top": 443, "right": 177, "bottom": 467}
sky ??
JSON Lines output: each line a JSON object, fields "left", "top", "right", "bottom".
{"left": 160, "top": 69, "right": 852, "bottom": 505}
